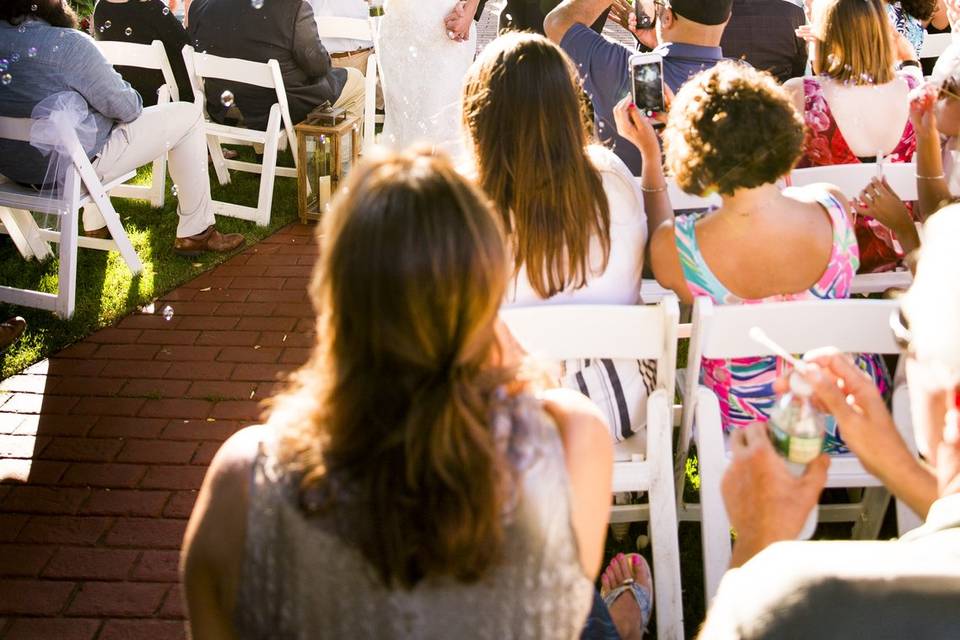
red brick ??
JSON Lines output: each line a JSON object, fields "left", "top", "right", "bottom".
{"left": 2, "top": 394, "right": 77, "bottom": 415}
{"left": 0, "top": 376, "right": 56, "bottom": 394}
{"left": 264, "top": 265, "right": 312, "bottom": 278}
{"left": 61, "top": 463, "right": 147, "bottom": 488}
{"left": 160, "top": 419, "right": 241, "bottom": 441}
{"left": 118, "top": 379, "right": 191, "bottom": 399}
{"left": 158, "top": 587, "right": 185, "bottom": 618}
{"left": 0, "top": 412, "right": 25, "bottom": 434}
{"left": 0, "top": 515, "right": 29, "bottom": 542}
{"left": 99, "top": 619, "right": 186, "bottom": 640}
{"left": 297, "top": 254, "right": 318, "bottom": 265}
{"left": 98, "top": 360, "right": 172, "bottom": 379}
{"left": 67, "top": 582, "right": 167, "bottom": 617}
{"left": 41, "top": 437, "right": 123, "bottom": 462}
{"left": 16, "top": 516, "right": 110, "bottom": 545}
{"left": 0, "top": 580, "right": 75, "bottom": 615}
{"left": 42, "top": 359, "right": 108, "bottom": 377}
{"left": 0, "top": 460, "right": 68, "bottom": 484}
{"left": 186, "top": 380, "right": 257, "bottom": 400}
{"left": 144, "top": 301, "right": 218, "bottom": 316}
{"left": 282, "top": 277, "right": 311, "bottom": 290}
{"left": 195, "top": 330, "right": 260, "bottom": 347}
{"left": 280, "top": 347, "right": 311, "bottom": 365}
{"left": 154, "top": 346, "right": 222, "bottom": 362}
{"left": 73, "top": 398, "right": 146, "bottom": 418}
{"left": 131, "top": 550, "right": 180, "bottom": 582}
{"left": 105, "top": 518, "right": 186, "bottom": 549}
{"left": 273, "top": 303, "right": 314, "bottom": 317}
{"left": 0, "top": 435, "right": 44, "bottom": 458}
{"left": 116, "top": 314, "right": 182, "bottom": 330}
{"left": 139, "top": 466, "right": 207, "bottom": 491}
{"left": 246, "top": 253, "right": 300, "bottom": 266}
{"left": 89, "top": 417, "right": 168, "bottom": 439}
{"left": 53, "top": 377, "right": 127, "bottom": 397}
{"left": 13, "top": 414, "right": 97, "bottom": 437}
{"left": 258, "top": 331, "right": 314, "bottom": 348}
{"left": 209, "top": 400, "right": 264, "bottom": 422}
{"left": 0, "top": 545, "right": 54, "bottom": 577}
{"left": 4, "top": 617, "right": 101, "bottom": 640}
{"left": 255, "top": 381, "right": 288, "bottom": 400}
{"left": 2, "top": 486, "right": 90, "bottom": 514}
{"left": 217, "top": 346, "right": 282, "bottom": 364}
{"left": 230, "top": 363, "right": 292, "bottom": 382}
{"left": 295, "top": 317, "right": 314, "bottom": 332}
{"left": 57, "top": 342, "right": 100, "bottom": 359}
{"left": 80, "top": 489, "right": 170, "bottom": 517}
{"left": 236, "top": 316, "right": 297, "bottom": 332}
{"left": 139, "top": 399, "right": 212, "bottom": 420}
{"left": 214, "top": 302, "right": 275, "bottom": 317}
{"left": 191, "top": 442, "right": 222, "bottom": 466}
{"left": 247, "top": 289, "right": 308, "bottom": 303}
{"left": 92, "top": 344, "right": 161, "bottom": 361}
{"left": 193, "top": 288, "right": 249, "bottom": 303}
{"left": 86, "top": 328, "right": 142, "bottom": 344}
{"left": 161, "top": 361, "right": 235, "bottom": 381}
{"left": 213, "top": 265, "right": 266, "bottom": 278}
{"left": 43, "top": 547, "right": 138, "bottom": 580}
{"left": 184, "top": 274, "right": 233, "bottom": 290}
{"left": 229, "top": 276, "right": 285, "bottom": 289}
{"left": 174, "top": 315, "right": 239, "bottom": 331}
{"left": 162, "top": 491, "right": 198, "bottom": 519}
{"left": 136, "top": 330, "right": 200, "bottom": 346}
{"left": 117, "top": 440, "right": 197, "bottom": 465}
{"left": 158, "top": 288, "right": 197, "bottom": 302}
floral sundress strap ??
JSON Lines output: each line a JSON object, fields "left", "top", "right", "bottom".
{"left": 808, "top": 189, "right": 860, "bottom": 297}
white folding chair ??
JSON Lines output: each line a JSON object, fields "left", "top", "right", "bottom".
{"left": 501, "top": 299, "right": 684, "bottom": 640}
{"left": 665, "top": 177, "right": 721, "bottom": 211}
{"left": 0, "top": 116, "right": 143, "bottom": 318}
{"left": 920, "top": 32, "right": 954, "bottom": 61}
{"left": 315, "top": 16, "right": 378, "bottom": 151}
{"left": 95, "top": 39, "right": 179, "bottom": 208}
{"left": 677, "top": 298, "right": 923, "bottom": 603}
{"left": 181, "top": 45, "right": 298, "bottom": 226}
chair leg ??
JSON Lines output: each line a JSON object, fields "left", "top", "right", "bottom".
{"left": 694, "top": 388, "right": 731, "bottom": 604}
{"left": 207, "top": 134, "right": 231, "bottom": 186}
{"left": 56, "top": 207, "right": 79, "bottom": 319}
{"left": 0, "top": 207, "right": 52, "bottom": 260}
{"left": 253, "top": 111, "right": 282, "bottom": 227}
{"left": 851, "top": 486, "right": 890, "bottom": 540}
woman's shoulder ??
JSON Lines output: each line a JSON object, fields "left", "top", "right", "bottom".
{"left": 586, "top": 144, "right": 645, "bottom": 218}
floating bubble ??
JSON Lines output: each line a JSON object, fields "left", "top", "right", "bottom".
{"left": 10, "top": 53, "right": 19, "bottom": 63}
{"left": 30, "top": 4, "right": 37, "bottom": 10}
{"left": 408, "top": 45, "right": 417, "bottom": 59}
{"left": 162, "top": 6, "right": 170, "bottom": 14}
{"left": 17, "top": 24, "right": 25, "bottom": 33}
{"left": 26, "top": 47, "right": 37, "bottom": 58}
{"left": 1, "top": 74, "right": 11, "bottom": 86}
{"left": 251, "top": 0, "right": 264, "bottom": 8}
{"left": 0, "top": 59, "right": 8, "bottom": 72}
{"left": 162, "top": 305, "right": 174, "bottom": 321}
{"left": 103, "top": 20, "right": 112, "bottom": 29}
{"left": 220, "top": 90, "right": 235, "bottom": 107}
{"left": 124, "top": 26, "right": 133, "bottom": 36}
{"left": 171, "top": 184, "right": 179, "bottom": 197}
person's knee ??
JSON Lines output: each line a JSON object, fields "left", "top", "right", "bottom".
{"left": 152, "top": 102, "right": 205, "bottom": 139}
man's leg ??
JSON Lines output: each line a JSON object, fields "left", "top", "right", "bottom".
{"left": 92, "top": 102, "right": 217, "bottom": 239}
{"left": 332, "top": 67, "right": 366, "bottom": 124}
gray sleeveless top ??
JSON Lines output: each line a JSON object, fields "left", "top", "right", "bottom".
{"left": 233, "top": 393, "right": 595, "bottom": 639}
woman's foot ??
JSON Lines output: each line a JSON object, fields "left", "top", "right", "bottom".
{"left": 600, "top": 553, "right": 653, "bottom": 640}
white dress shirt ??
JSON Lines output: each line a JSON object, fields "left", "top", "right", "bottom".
{"left": 309, "top": 0, "right": 372, "bottom": 53}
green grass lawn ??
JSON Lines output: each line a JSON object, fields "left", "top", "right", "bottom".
{"left": 0, "top": 148, "right": 300, "bottom": 378}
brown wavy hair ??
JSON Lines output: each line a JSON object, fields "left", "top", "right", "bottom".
{"left": 664, "top": 62, "right": 804, "bottom": 196}
{"left": 273, "top": 149, "right": 515, "bottom": 588}
{"left": 462, "top": 32, "right": 610, "bottom": 299}
{"left": 816, "top": 0, "right": 896, "bottom": 85}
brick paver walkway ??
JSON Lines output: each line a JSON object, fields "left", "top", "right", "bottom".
{"left": 0, "top": 224, "right": 317, "bottom": 639}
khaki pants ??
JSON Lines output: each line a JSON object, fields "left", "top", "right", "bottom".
{"left": 91, "top": 102, "right": 216, "bottom": 238}
{"left": 333, "top": 66, "right": 367, "bottom": 122}
{"left": 332, "top": 48, "right": 383, "bottom": 110}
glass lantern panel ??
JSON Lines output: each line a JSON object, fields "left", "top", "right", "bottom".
{"left": 305, "top": 134, "right": 319, "bottom": 212}
{"left": 339, "top": 131, "right": 353, "bottom": 179}
{"left": 316, "top": 134, "right": 333, "bottom": 207}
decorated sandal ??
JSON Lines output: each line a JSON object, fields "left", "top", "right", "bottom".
{"left": 600, "top": 553, "right": 653, "bottom": 636}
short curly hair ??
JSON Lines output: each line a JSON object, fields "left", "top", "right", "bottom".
{"left": 663, "top": 62, "right": 804, "bottom": 197}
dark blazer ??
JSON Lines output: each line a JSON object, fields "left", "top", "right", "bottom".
{"left": 475, "top": 0, "right": 609, "bottom": 34}
{"left": 188, "top": 0, "right": 346, "bottom": 129}
{"left": 720, "top": 0, "right": 807, "bottom": 84}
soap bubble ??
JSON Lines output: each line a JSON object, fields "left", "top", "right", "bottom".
{"left": 124, "top": 26, "right": 133, "bottom": 36}
{"left": 1, "top": 74, "right": 12, "bottom": 86}
{"left": 26, "top": 47, "right": 37, "bottom": 58}
{"left": 0, "top": 59, "right": 8, "bottom": 72}
{"left": 251, "top": 0, "right": 264, "bottom": 8}
{"left": 17, "top": 24, "right": 25, "bottom": 33}
{"left": 10, "top": 53, "right": 19, "bottom": 63}
{"left": 162, "top": 6, "right": 170, "bottom": 14}
{"left": 408, "top": 45, "right": 417, "bottom": 59}
{"left": 220, "top": 90, "right": 235, "bottom": 107}
{"left": 171, "top": 184, "right": 179, "bottom": 197}
{"left": 30, "top": 4, "right": 37, "bottom": 10}
{"left": 162, "top": 305, "right": 174, "bottom": 321}
{"left": 104, "top": 20, "right": 112, "bottom": 29}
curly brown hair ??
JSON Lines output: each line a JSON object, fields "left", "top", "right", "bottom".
{"left": 663, "top": 62, "right": 804, "bottom": 197}
{"left": 896, "top": 0, "right": 937, "bottom": 21}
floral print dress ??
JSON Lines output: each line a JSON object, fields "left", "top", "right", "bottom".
{"left": 674, "top": 189, "right": 891, "bottom": 453}
{"left": 797, "top": 74, "right": 920, "bottom": 273}
{"left": 887, "top": 1, "right": 926, "bottom": 59}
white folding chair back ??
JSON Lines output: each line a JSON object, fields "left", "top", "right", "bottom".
{"left": 182, "top": 45, "right": 298, "bottom": 226}
{"left": 0, "top": 115, "right": 143, "bottom": 317}
{"left": 501, "top": 299, "right": 684, "bottom": 640}
{"left": 679, "top": 298, "right": 922, "bottom": 602}
{"left": 315, "top": 16, "right": 378, "bottom": 151}
{"left": 95, "top": 39, "right": 178, "bottom": 208}
{"left": 665, "top": 177, "right": 721, "bottom": 211}
{"left": 788, "top": 161, "right": 918, "bottom": 201}
{"left": 920, "top": 32, "right": 953, "bottom": 60}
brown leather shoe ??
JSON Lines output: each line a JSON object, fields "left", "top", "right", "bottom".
{"left": 84, "top": 226, "right": 112, "bottom": 240}
{"left": 173, "top": 225, "right": 245, "bottom": 257}
{"left": 0, "top": 316, "right": 26, "bottom": 352}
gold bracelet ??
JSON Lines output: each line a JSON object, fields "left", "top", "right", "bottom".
{"left": 916, "top": 173, "right": 945, "bottom": 180}
{"left": 641, "top": 184, "right": 668, "bottom": 193}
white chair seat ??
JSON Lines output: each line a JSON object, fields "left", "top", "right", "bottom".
{"left": 0, "top": 171, "right": 135, "bottom": 215}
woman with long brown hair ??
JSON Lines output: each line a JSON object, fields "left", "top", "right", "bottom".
{"left": 180, "top": 149, "right": 623, "bottom": 639}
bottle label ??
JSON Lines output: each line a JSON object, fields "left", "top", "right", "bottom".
{"left": 768, "top": 422, "right": 823, "bottom": 465}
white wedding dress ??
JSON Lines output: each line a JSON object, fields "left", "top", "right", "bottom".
{"left": 377, "top": 0, "right": 476, "bottom": 154}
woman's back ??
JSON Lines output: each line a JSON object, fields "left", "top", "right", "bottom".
{"left": 234, "top": 394, "right": 594, "bottom": 640}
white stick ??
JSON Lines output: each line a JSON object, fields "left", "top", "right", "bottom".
{"left": 748, "top": 327, "right": 807, "bottom": 371}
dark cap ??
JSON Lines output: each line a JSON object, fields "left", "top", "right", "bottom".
{"left": 668, "top": 0, "right": 733, "bottom": 26}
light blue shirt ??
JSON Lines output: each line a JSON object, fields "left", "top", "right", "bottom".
{"left": 0, "top": 17, "right": 142, "bottom": 185}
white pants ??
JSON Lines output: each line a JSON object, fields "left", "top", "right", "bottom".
{"left": 89, "top": 102, "right": 216, "bottom": 238}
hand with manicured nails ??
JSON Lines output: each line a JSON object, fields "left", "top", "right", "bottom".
{"left": 613, "top": 93, "right": 668, "bottom": 157}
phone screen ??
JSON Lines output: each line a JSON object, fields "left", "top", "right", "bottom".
{"left": 631, "top": 59, "right": 665, "bottom": 114}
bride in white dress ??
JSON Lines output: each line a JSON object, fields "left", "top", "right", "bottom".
{"left": 377, "top": 0, "right": 478, "bottom": 153}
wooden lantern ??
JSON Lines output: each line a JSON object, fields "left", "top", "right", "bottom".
{"left": 295, "top": 113, "right": 362, "bottom": 223}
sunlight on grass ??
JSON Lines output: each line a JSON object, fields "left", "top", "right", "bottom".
{"left": 0, "top": 148, "right": 300, "bottom": 378}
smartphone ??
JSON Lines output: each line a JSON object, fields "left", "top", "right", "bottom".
{"left": 629, "top": 52, "right": 665, "bottom": 115}
{"left": 634, "top": 0, "right": 655, "bottom": 30}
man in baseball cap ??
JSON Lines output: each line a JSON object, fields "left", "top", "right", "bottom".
{"left": 545, "top": 0, "right": 732, "bottom": 176}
